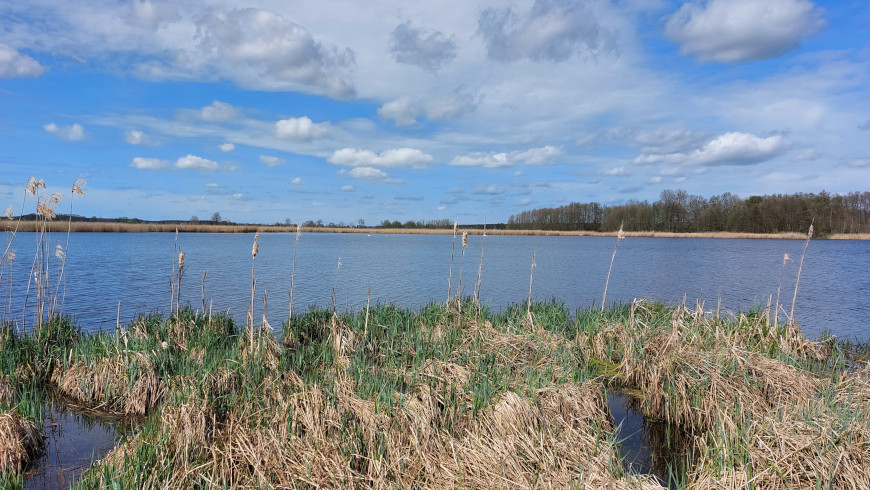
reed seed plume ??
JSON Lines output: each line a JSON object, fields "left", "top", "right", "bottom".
{"left": 789, "top": 222, "right": 813, "bottom": 324}
{"left": 2, "top": 208, "right": 12, "bottom": 220}
{"left": 72, "top": 178, "right": 87, "bottom": 196}
{"left": 49, "top": 192, "right": 62, "bottom": 206}
{"left": 249, "top": 232, "right": 259, "bottom": 344}
{"left": 36, "top": 201, "right": 56, "bottom": 220}
{"left": 601, "top": 222, "right": 625, "bottom": 313}
{"left": 252, "top": 231, "right": 260, "bottom": 259}
{"left": 54, "top": 243, "right": 64, "bottom": 260}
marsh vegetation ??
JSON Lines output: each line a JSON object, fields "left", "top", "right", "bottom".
{"left": 2, "top": 178, "right": 869, "bottom": 489}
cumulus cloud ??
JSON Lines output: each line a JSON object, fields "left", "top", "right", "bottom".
{"left": 449, "top": 146, "right": 562, "bottom": 168}
{"left": 635, "top": 128, "right": 709, "bottom": 155}
{"left": 131, "top": 0, "right": 178, "bottom": 29}
{"left": 274, "top": 116, "right": 330, "bottom": 141}
{"left": 514, "top": 198, "right": 533, "bottom": 206}
{"left": 634, "top": 132, "right": 789, "bottom": 167}
{"left": 377, "top": 96, "right": 420, "bottom": 126}
{"left": 200, "top": 101, "right": 240, "bottom": 122}
{"left": 44, "top": 123, "right": 85, "bottom": 141}
{"left": 219, "top": 143, "right": 235, "bottom": 152}
{"left": 259, "top": 155, "right": 282, "bottom": 166}
{"left": 341, "top": 185, "right": 354, "bottom": 192}
{"left": 175, "top": 154, "right": 219, "bottom": 170}
{"left": 329, "top": 148, "right": 433, "bottom": 168}
{"left": 194, "top": 9, "right": 355, "bottom": 97}
{"left": 665, "top": 0, "right": 825, "bottom": 63}
{"left": 130, "top": 157, "right": 169, "bottom": 170}
{"left": 0, "top": 44, "right": 46, "bottom": 78}
{"left": 389, "top": 21, "right": 457, "bottom": 71}
{"left": 478, "top": 0, "right": 616, "bottom": 62}
{"left": 473, "top": 185, "right": 506, "bottom": 195}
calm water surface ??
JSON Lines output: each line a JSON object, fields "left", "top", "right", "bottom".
{"left": 2, "top": 232, "right": 868, "bottom": 340}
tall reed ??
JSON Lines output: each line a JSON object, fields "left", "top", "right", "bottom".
{"left": 474, "top": 217, "right": 486, "bottom": 311}
{"left": 789, "top": 222, "right": 813, "bottom": 324}
{"left": 249, "top": 232, "right": 259, "bottom": 348}
{"left": 447, "top": 220, "right": 457, "bottom": 305}
{"left": 774, "top": 253, "right": 789, "bottom": 329}
{"left": 601, "top": 223, "right": 625, "bottom": 313}
{"left": 289, "top": 221, "right": 301, "bottom": 323}
{"left": 456, "top": 232, "right": 468, "bottom": 311}
{"left": 526, "top": 250, "right": 536, "bottom": 326}
{"left": 52, "top": 178, "right": 86, "bottom": 315}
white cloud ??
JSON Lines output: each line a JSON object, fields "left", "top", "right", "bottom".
{"left": 274, "top": 116, "right": 330, "bottom": 141}
{"left": 514, "top": 198, "right": 532, "bottom": 206}
{"left": 200, "top": 101, "right": 240, "bottom": 122}
{"left": 600, "top": 166, "right": 629, "bottom": 176}
{"left": 449, "top": 146, "right": 562, "bottom": 168}
{"left": 259, "top": 155, "right": 282, "bottom": 166}
{"left": 329, "top": 148, "right": 433, "bottom": 168}
{"left": 378, "top": 90, "right": 477, "bottom": 126}
{"left": 125, "top": 129, "right": 151, "bottom": 145}
{"left": 389, "top": 21, "right": 457, "bottom": 71}
{"left": 796, "top": 148, "right": 821, "bottom": 161}
{"left": 473, "top": 185, "right": 506, "bottom": 195}
{"left": 347, "top": 167, "right": 388, "bottom": 179}
{"left": 194, "top": 9, "right": 355, "bottom": 97}
{"left": 665, "top": 0, "right": 825, "bottom": 63}
{"left": 175, "top": 154, "right": 219, "bottom": 170}
{"left": 130, "top": 157, "right": 169, "bottom": 170}
{"left": 377, "top": 96, "right": 420, "bottom": 126}
{"left": 0, "top": 44, "right": 46, "bottom": 78}
{"left": 291, "top": 177, "right": 302, "bottom": 184}
{"left": 649, "top": 176, "right": 663, "bottom": 183}
{"left": 341, "top": 185, "right": 355, "bottom": 192}
{"left": 44, "top": 122, "right": 85, "bottom": 141}
{"left": 634, "top": 132, "right": 789, "bottom": 167}
{"left": 219, "top": 143, "right": 235, "bottom": 152}
{"left": 478, "top": 0, "right": 616, "bottom": 62}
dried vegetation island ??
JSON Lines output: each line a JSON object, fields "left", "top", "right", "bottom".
{"left": 2, "top": 178, "right": 870, "bottom": 489}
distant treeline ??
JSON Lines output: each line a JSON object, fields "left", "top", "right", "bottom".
{"left": 507, "top": 190, "right": 870, "bottom": 236}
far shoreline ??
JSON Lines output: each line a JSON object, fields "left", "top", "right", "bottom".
{"left": 4, "top": 221, "right": 868, "bottom": 240}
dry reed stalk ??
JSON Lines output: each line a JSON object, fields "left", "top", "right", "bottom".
{"left": 447, "top": 220, "right": 457, "bottom": 305}
{"left": 601, "top": 223, "right": 625, "bottom": 312}
{"left": 773, "top": 253, "right": 789, "bottom": 329}
{"left": 457, "top": 231, "right": 468, "bottom": 312}
{"left": 0, "top": 377, "right": 13, "bottom": 405}
{"left": 789, "top": 222, "right": 813, "bottom": 324}
{"left": 289, "top": 220, "right": 301, "bottom": 323}
{"left": 200, "top": 270, "right": 207, "bottom": 313}
{"left": 53, "top": 178, "right": 86, "bottom": 315}
{"left": 474, "top": 217, "right": 487, "bottom": 311}
{"left": 175, "top": 250, "right": 185, "bottom": 315}
{"left": 332, "top": 256, "right": 342, "bottom": 316}
{"left": 249, "top": 232, "right": 259, "bottom": 348}
{"left": 526, "top": 250, "right": 536, "bottom": 326}
{"left": 0, "top": 412, "right": 44, "bottom": 473}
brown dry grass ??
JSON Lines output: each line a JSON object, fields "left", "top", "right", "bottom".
{"left": 0, "top": 412, "right": 43, "bottom": 473}
{"left": 51, "top": 353, "right": 165, "bottom": 415}
{"left": 0, "top": 377, "right": 13, "bottom": 406}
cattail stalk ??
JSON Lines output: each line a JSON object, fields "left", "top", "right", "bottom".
{"left": 474, "top": 217, "right": 487, "bottom": 312}
{"left": 447, "top": 220, "right": 458, "bottom": 305}
{"left": 289, "top": 221, "right": 301, "bottom": 323}
{"left": 457, "top": 232, "right": 468, "bottom": 311}
{"left": 601, "top": 223, "right": 625, "bottom": 313}
{"left": 249, "top": 232, "right": 259, "bottom": 348}
{"left": 526, "top": 250, "right": 536, "bottom": 327}
{"left": 774, "top": 253, "right": 789, "bottom": 329}
{"left": 789, "top": 222, "right": 813, "bottom": 324}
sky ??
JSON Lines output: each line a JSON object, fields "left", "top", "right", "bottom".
{"left": 1, "top": 0, "right": 868, "bottom": 225}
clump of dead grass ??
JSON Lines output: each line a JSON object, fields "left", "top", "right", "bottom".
{"left": 0, "top": 412, "right": 43, "bottom": 473}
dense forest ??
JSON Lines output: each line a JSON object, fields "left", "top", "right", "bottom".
{"left": 507, "top": 190, "right": 870, "bottom": 235}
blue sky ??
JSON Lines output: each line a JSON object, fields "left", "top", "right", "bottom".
{"left": 1, "top": 0, "right": 868, "bottom": 225}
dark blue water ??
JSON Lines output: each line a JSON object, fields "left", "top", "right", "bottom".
{"left": 2, "top": 232, "right": 868, "bottom": 340}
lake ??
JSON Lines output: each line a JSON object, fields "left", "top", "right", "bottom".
{"left": 2, "top": 232, "right": 868, "bottom": 340}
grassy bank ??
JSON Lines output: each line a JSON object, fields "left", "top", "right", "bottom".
{"left": 5, "top": 219, "right": 867, "bottom": 239}
{"left": 1, "top": 300, "right": 868, "bottom": 488}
